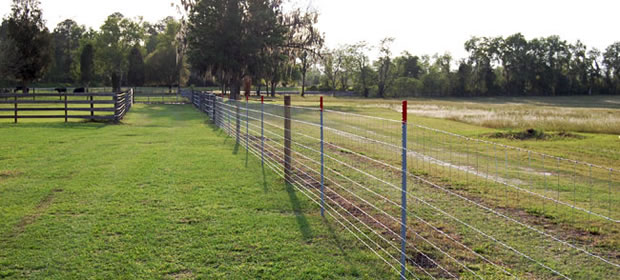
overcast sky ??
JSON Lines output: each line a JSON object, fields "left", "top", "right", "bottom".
{"left": 1, "top": 0, "right": 619, "bottom": 60}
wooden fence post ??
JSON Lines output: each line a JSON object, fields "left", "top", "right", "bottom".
{"left": 284, "top": 96, "right": 292, "bottom": 183}
{"left": 14, "top": 95, "right": 17, "bottom": 123}
{"left": 90, "top": 95, "right": 94, "bottom": 121}
{"left": 113, "top": 93, "right": 118, "bottom": 121}
{"left": 212, "top": 95, "right": 217, "bottom": 123}
{"left": 64, "top": 94, "right": 68, "bottom": 123}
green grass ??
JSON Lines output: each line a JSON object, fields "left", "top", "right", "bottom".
{"left": 263, "top": 94, "right": 620, "bottom": 170}
{"left": 0, "top": 104, "right": 396, "bottom": 279}
{"left": 232, "top": 94, "right": 619, "bottom": 278}
{"left": 2, "top": 94, "right": 619, "bottom": 279}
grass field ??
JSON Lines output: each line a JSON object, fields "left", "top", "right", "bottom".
{"left": 1, "top": 94, "right": 618, "bottom": 279}
{"left": 0, "top": 104, "right": 395, "bottom": 279}
{"left": 284, "top": 94, "right": 620, "bottom": 168}
{"left": 216, "top": 93, "right": 618, "bottom": 279}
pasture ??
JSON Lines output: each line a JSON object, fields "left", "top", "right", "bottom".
{"left": 0, "top": 104, "right": 392, "bottom": 279}
{"left": 1, "top": 94, "right": 618, "bottom": 279}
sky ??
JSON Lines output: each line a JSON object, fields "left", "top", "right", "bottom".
{"left": 1, "top": 0, "right": 619, "bottom": 60}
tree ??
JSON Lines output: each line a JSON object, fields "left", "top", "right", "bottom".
{"left": 603, "top": 42, "right": 620, "bottom": 94}
{"left": 186, "top": 0, "right": 309, "bottom": 99}
{"left": 319, "top": 49, "right": 337, "bottom": 91}
{"left": 376, "top": 37, "right": 395, "bottom": 98}
{"left": 349, "top": 42, "right": 372, "bottom": 97}
{"left": 79, "top": 43, "right": 94, "bottom": 87}
{"left": 48, "top": 19, "right": 84, "bottom": 83}
{"left": 95, "top": 13, "right": 144, "bottom": 92}
{"left": 394, "top": 51, "right": 422, "bottom": 79}
{"left": 333, "top": 46, "right": 355, "bottom": 91}
{"left": 0, "top": 0, "right": 52, "bottom": 91}
{"left": 284, "top": 8, "right": 323, "bottom": 97}
{"left": 127, "top": 45, "right": 145, "bottom": 86}
{"left": 145, "top": 18, "right": 187, "bottom": 92}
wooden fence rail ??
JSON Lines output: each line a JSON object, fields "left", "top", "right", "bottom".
{"left": 0, "top": 90, "right": 133, "bottom": 123}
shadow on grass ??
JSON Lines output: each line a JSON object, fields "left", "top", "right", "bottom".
{"left": 232, "top": 140, "right": 240, "bottom": 155}
{"left": 285, "top": 182, "right": 313, "bottom": 242}
{"left": 0, "top": 120, "right": 110, "bottom": 130}
{"left": 261, "top": 165, "right": 269, "bottom": 193}
{"left": 323, "top": 216, "right": 356, "bottom": 270}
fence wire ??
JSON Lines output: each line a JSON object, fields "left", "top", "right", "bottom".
{"left": 190, "top": 91, "right": 619, "bottom": 279}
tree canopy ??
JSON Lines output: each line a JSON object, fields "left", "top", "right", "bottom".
{"left": 0, "top": 1, "right": 618, "bottom": 98}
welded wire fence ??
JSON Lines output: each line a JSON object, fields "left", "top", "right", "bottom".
{"left": 192, "top": 91, "right": 619, "bottom": 279}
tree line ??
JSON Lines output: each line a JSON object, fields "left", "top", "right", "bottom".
{"left": 1, "top": 0, "right": 619, "bottom": 98}
{"left": 0, "top": 0, "right": 185, "bottom": 92}
{"left": 316, "top": 35, "right": 620, "bottom": 97}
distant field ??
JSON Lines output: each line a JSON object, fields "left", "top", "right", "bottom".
{"left": 280, "top": 94, "right": 620, "bottom": 168}
{"left": 291, "top": 95, "right": 620, "bottom": 134}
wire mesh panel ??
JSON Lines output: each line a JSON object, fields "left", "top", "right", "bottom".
{"left": 190, "top": 92, "right": 619, "bottom": 279}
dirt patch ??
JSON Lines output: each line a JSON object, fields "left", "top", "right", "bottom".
{"left": 484, "top": 128, "right": 585, "bottom": 141}
{"left": 0, "top": 170, "right": 22, "bottom": 179}
{"left": 167, "top": 270, "right": 194, "bottom": 280}
{"left": 9, "top": 189, "right": 63, "bottom": 238}
{"left": 178, "top": 218, "right": 200, "bottom": 225}
{"left": 251, "top": 136, "right": 459, "bottom": 276}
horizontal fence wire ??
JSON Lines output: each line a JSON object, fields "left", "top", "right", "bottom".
{"left": 191, "top": 91, "right": 619, "bottom": 279}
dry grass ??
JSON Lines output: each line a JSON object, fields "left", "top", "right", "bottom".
{"left": 355, "top": 95, "right": 620, "bottom": 134}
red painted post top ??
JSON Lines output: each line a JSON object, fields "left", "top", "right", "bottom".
{"left": 246, "top": 94, "right": 249, "bottom": 101}
{"left": 320, "top": 96, "right": 324, "bottom": 111}
{"left": 402, "top": 100, "right": 407, "bottom": 123}
{"left": 261, "top": 96, "right": 264, "bottom": 103}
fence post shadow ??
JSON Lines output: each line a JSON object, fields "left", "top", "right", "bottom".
{"left": 262, "top": 165, "right": 269, "bottom": 193}
{"left": 285, "top": 182, "right": 313, "bottom": 242}
{"left": 321, "top": 215, "right": 356, "bottom": 271}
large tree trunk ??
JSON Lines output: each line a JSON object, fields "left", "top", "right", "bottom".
{"left": 20, "top": 81, "right": 29, "bottom": 94}
{"left": 257, "top": 84, "right": 262, "bottom": 96}
{"left": 377, "top": 83, "right": 385, "bottom": 98}
{"left": 270, "top": 80, "right": 276, "bottom": 97}
{"left": 230, "top": 76, "right": 241, "bottom": 100}
{"left": 112, "top": 72, "right": 121, "bottom": 93}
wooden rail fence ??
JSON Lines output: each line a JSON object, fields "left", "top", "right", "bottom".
{"left": 0, "top": 89, "right": 134, "bottom": 123}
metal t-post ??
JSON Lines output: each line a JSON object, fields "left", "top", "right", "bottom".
{"left": 261, "top": 96, "right": 264, "bottom": 166}
{"left": 236, "top": 100, "right": 240, "bottom": 144}
{"left": 246, "top": 94, "right": 249, "bottom": 151}
{"left": 320, "top": 96, "right": 325, "bottom": 217}
{"left": 400, "top": 100, "right": 408, "bottom": 280}
{"left": 284, "top": 96, "right": 292, "bottom": 183}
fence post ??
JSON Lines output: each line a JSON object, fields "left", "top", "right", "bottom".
{"left": 236, "top": 100, "right": 241, "bottom": 144}
{"left": 90, "top": 95, "right": 94, "bottom": 121}
{"left": 261, "top": 96, "right": 264, "bottom": 166}
{"left": 212, "top": 94, "right": 217, "bottom": 124}
{"left": 284, "top": 96, "right": 292, "bottom": 183}
{"left": 320, "top": 96, "right": 325, "bottom": 217}
{"left": 64, "top": 94, "right": 68, "bottom": 123}
{"left": 126, "top": 91, "right": 130, "bottom": 116}
{"left": 14, "top": 95, "right": 17, "bottom": 123}
{"left": 246, "top": 94, "right": 249, "bottom": 151}
{"left": 113, "top": 93, "right": 118, "bottom": 121}
{"left": 199, "top": 94, "right": 204, "bottom": 113}
{"left": 400, "top": 100, "right": 408, "bottom": 280}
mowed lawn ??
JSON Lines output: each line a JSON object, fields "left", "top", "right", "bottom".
{"left": 0, "top": 104, "right": 394, "bottom": 279}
